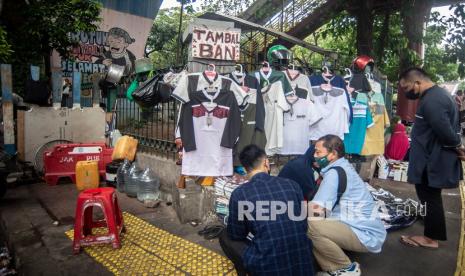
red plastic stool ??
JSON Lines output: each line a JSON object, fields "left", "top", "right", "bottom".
{"left": 73, "top": 187, "right": 124, "bottom": 254}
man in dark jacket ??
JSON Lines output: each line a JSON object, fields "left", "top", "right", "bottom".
{"left": 219, "top": 145, "right": 313, "bottom": 275}
{"left": 278, "top": 145, "right": 318, "bottom": 200}
{"left": 398, "top": 68, "right": 464, "bottom": 249}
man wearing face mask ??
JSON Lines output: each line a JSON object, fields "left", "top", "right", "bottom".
{"left": 307, "top": 135, "right": 386, "bottom": 276}
{"left": 219, "top": 144, "right": 313, "bottom": 276}
{"left": 398, "top": 68, "right": 464, "bottom": 249}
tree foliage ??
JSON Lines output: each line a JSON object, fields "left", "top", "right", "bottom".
{"left": 200, "top": 0, "right": 252, "bottom": 16}
{"left": 1, "top": 0, "right": 101, "bottom": 94}
{"left": 293, "top": 5, "right": 463, "bottom": 83}
{"left": 430, "top": 3, "right": 465, "bottom": 78}
{"left": 146, "top": 8, "right": 198, "bottom": 69}
{"left": 0, "top": 25, "right": 12, "bottom": 63}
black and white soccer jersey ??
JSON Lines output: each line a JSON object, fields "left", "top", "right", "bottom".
{"left": 283, "top": 69, "right": 314, "bottom": 101}
{"left": 173, "top": 73, "right": 243, "bottom": 176}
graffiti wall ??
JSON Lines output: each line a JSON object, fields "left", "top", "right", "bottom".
{"left": 52, "top": 7, "right": 155, "bottom": 77}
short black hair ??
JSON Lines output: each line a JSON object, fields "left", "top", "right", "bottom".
{"left": 316, "top": 135, "right": 345, "bottom": 158}
{"left": 457, "top": 90, "right": 464, "bottom": 96}
{"left": 239, "top": 144, "right": 267, "bottom": 171}
{"left": 399, "top": 67, "right": 431, "bottom": 82}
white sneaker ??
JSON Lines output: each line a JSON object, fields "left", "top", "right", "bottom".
{"left": 316, "top": 262, "right": 361, "bottom": 276}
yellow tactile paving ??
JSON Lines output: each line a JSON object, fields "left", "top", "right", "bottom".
{"left": 456, "top": 182, "right": 465, "bottom": 276}
{"left": 66, "top": 212, "right": 235, "bottom": 275}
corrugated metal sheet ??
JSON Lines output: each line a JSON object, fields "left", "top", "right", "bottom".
{"left": 97, "top": 0, "right": 162, "bottom": 19}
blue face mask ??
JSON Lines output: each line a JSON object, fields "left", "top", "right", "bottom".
{"left": 315, "top": 155, "right": 330, "bottom": 169}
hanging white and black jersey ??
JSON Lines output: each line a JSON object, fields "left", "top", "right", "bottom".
{"left": 283, "top": 69, "right": 313, "bottom": 101}
{"left": 172, "top": 72, "right": 248, "bottom": 107}
{"left": 173, "top": 74, "right": 242, "bottom": 176}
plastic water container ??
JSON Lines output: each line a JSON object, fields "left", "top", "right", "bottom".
{"left": 112, "top": 135, "right": 138, "bottom": 161}
{"left": 116, "top": 159, "right": 131, "bottom": 193}
{"left": 136, "top": 168, "right": 160, "bottom": 202}
{"left": 125, "top": 163, "right": 142, "bottom": 197}
{"left": 75, "top": 161, "right": 99, "bottom": 191}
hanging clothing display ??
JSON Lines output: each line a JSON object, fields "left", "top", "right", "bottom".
{"left": 344, "top": 93, "right": 374, "bottom": 154}
{"left": 368, "top": 78, "right": 382, "bottom": 93}
{"left": 262, "top": 81, "right": 289, "bottom": 155}
{"left": 173, "top": 73, "right": 244, "bottom": 176}
{"left": 283, "top": 69, "right": 313, "bottom": 101}
{"left": 227, "top": 73, "right": 267, "bottom": 165}
{"left": 280, "top": 97, "right": 322, "bottom": 155}
{"left": 361, "top": 94, "right": 390, "bottom": 156}
{"left": 309, "top": 84, "right": 350, "bottom": 141}
{"left": 172, "top": 72, "right": 248, "bottom": 107}
{"left": 254, "top": 68, "right": 293, "bottom": 95}
{"left": 310, "top": 74, "right": 353, "bottom": 123}
{"left": 348, "top": 73, "right": 372, "bottom": 95}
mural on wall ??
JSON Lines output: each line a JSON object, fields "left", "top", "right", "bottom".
{"left": 96, "top": 27, "right": 136, "bottom": 75}
{"left": 62, "top": 27, "right": 136, "bottom": 76}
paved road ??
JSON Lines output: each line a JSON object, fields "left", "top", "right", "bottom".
{"left": 0, "top": 180, "right": 462, "bottom": 275}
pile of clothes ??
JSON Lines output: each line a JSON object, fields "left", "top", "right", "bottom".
{"left": 214, "top": 175, "right": 248, "bottom": 224}
{"left": 0, "top": 245, "right": 16, "bottom": 275}
{"left": 366, "top": 184, "right": 423, "bottom": 231}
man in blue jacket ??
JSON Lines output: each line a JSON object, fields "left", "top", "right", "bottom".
{"left": 398, "top": 68, "right": 464, "bottom": 249}
{"left": 219, "top": 144, "right": 313, "bottom": 275}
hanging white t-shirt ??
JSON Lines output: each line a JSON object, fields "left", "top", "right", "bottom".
{"left": 262, "top": 81, "right": 289, "bottom": 155}
{"left": 283, "top": 70, "right": 313, "bottom": 101}
{"left": 280, "top": 98, "right": 322, "bottom": 155}
{"left": 310, "top": 85, "right": 350, "bottom": 140}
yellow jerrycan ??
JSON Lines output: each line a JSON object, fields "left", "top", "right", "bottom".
{"left": 112, "top": 135, "right": 138, "bottom": 161}
{"left": 75, "top": 161, "right": 100, "bottom": 191}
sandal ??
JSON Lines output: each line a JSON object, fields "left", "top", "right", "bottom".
{"left": 400, "top": 235, "right": 438, "bottom": 249}
{"left": 198, "top": 225, "right": 225, "bottom": 240}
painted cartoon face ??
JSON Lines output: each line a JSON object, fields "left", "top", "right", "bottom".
{"left": 107, "top": 35, "right": 128, "bottom": 54}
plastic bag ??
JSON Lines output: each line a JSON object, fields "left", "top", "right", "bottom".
{"left": 132, "top": 76, "right": 159, "bottom": 108}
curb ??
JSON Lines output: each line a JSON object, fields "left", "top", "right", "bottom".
{"left": 456, "top": 182, "right": 465, "bottom": 276}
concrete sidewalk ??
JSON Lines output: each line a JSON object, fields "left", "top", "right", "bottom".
{"left": 0, "top": 180, "right": 462, "bottom": 275}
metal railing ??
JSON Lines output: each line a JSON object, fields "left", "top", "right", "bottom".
{"left": 241, "top": 0, "right": 327, "bottom": 55}
{"left": 116, "top": 98, "right": 180, "bottom": 160}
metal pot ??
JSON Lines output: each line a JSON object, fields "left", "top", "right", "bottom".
{"left": 106, "top": 64, "right": 125, "bottom": 84}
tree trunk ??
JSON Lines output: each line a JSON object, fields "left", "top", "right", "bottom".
{"left": 397, "top": 0, "right": 433, "bottom": 122}
{"left": 355, "top": 0, "right": 374, "bottom": 56}
{"left": 376, "top": 11, "right": 390, "bottom": 64}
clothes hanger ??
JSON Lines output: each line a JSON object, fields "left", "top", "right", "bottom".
{"left": 262, "top": 61, "right": 270, "bottom": 74}
{"left": 287, "top": 63, "right": 299, "bottom": 79}
{"left": 320, "top": 66, "right": 333, "bottom": 91}
{"left": 233, "top": 64, "right": 244, "bottom": 77}
{"left": 204, "top": 63, "right": 217, "bottom": 81}
{"left": 344, "top": 68, "right": 352, "bottom": 80}
{"left": 322, "top": 66, "right": 333, "bottom": 78}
